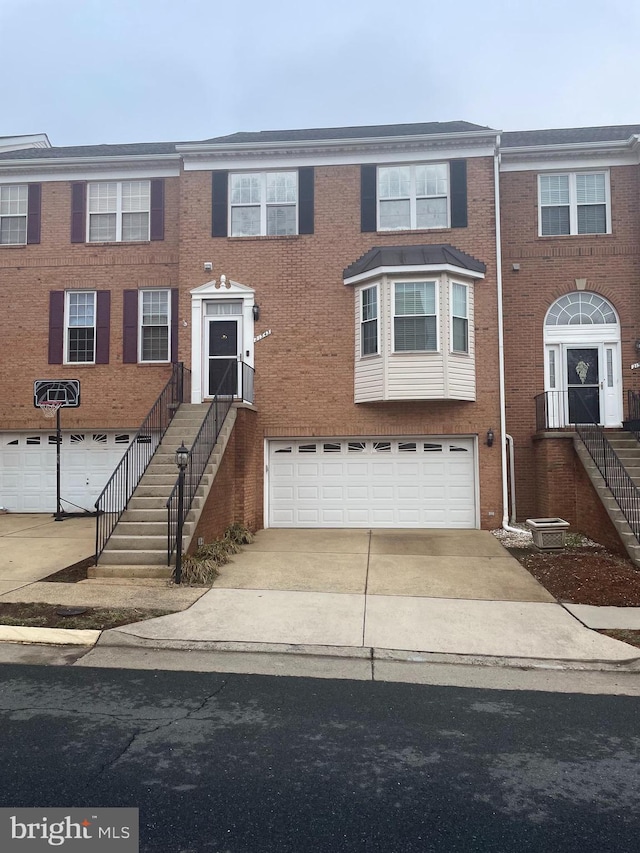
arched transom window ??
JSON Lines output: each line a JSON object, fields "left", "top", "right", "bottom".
{"left": 545, "top": 292, "right": 617, "bottom": 326}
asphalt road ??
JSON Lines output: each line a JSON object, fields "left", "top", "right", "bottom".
{"left": 0, "top": 664, "right": 638, "bottom": 852}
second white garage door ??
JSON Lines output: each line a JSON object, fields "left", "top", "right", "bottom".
{"left": 268, "top": 437, "right": 477, "bottom": 528}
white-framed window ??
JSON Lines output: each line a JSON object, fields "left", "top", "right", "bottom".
{"left": 87, "top": 180, "right": 151, "bottom": 242}
{"left": 230, "top": 171, "right": 297, "bottom": 236}
{"left": 393, "top": 281, "right": 438, "bottom": 352}
{"left": 538, "top": 171, "right": 610, "bottom": 236}
{"left": 451, "top": 282, "right": 469, "bottom": 353}
{"left": 65, "top": 291, "right": 96, "bottom": 364}
{"left": 360, "top": 285, "right": 379, "bottom": 356}
{"left": 378, "top": 164, "right": 448, "bottom": 231}
{"left": 0, "top": 184, "right": 27, "bottom": 245}
{"left": 139, "top": 289, "right": 170, "bottom": 362}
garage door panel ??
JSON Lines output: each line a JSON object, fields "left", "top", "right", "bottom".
{"left": 268, "top": 437, "right": 476, "bottom": 529}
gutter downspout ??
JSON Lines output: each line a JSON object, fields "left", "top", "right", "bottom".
{"left": 506, "top": 433, "right": 517, "bottom": 525}
{"left": 494, "top": 137, "right": 521, "bottom": 534}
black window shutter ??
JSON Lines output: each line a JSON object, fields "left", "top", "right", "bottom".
{"left": 298, "top": 167, "right": 314, "bottom": 234}
{"left": 71, "top": 182, "right": 86, "bottom": 243}
{"left": 171, "top": 288, "right": 179, "bottom": 363}
{"left": 212, "top": 171, "right": 229, "bottom": 237}
{"left": 95, "top": 291, "right": 111, "bottom": 364}
{"left": 361, "top": 165, "right": 377, "bottom": 232}
{"left": 27, "top": 184, "right": 41, "bottom": 244}
{"left": 48, "top": 291, "right": 64, "bottom": 364}
{"left": 122, "top": 290, "right": 139, "bottom": 364}
{"left": 450, "top": 159, "right": 468, "bottom": 228}
{"left": 150, "top": 179, "right": 165, "bottom": 241}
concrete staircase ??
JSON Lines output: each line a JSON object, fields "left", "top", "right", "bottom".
{"left": 91, "top": 403, "right": 237, "bottom": 579}
{"left": 574, "top": 428, "right": 640, "bottom": 567}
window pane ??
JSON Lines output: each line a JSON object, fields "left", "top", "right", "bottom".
{"left": 415, "top": 164, "right": 448, "bottom": 197}
{"left": 541, "top": 206, "right": 570, "bottom": 235}
{"left": 577, "top": 204, "right": 606, "bottom": 234}
{"left": 394, "top": 316, "right": 437, "bottom": 351}
{"left": 266, "top": 172, "right": 297, "bottom": 203}
{"left": 88, "top": 183, "right": 117, "bottom": 213}
{"left": 576, "top": 173, "right": 605, "bottom": 204}
{"left": 68, "top": 328, "right": 95, "bottom": 362}
{"left": 122, "top": 211, "right": 149, "bottom": 241}
{"left": 362, "top": 319, "right": 378, "bottom": 355}
{"left": 452, "top": 316, "right": 468, "bottom": 352}
{"left": 416, "top": 197, "right": 447, "bottom": 228}
{"left": 379, "top": 199, "right": 410, "bottom": 230}
{"left": 362, "top": 287, "right": 377, "bottom": 321}
{"left": 0, "top": 185, "right": 27, "bottom": 215}
{"left": 452, "top": 283, "right": 467, "bottom": 318}
{"left": 231, "top": 206, "right": 260, "bottom": 236}
{"left": 266, "top": 205, "right": 296, "bottom": 235}
{"left": 378, "top": 167, "right": 410, "bottom": 199}
{"left": 540, "top": 175, "right": 569, "bottom": 206}
{"left": 395, "top": 282, "right": 435, "bottom": 315}
{"left": 89, "top": 213, "right": 117, "bottom": 241}
{"left": 0, "top": 217, "right": 26, "bottom": 244}
{"left": 230, "top": 174, "right": 261, "bottom": 204}
{"left": 142, "top": 290, "right": 169, "bottom": 325}
{"left": 121, "top": 180, "right": 150, "bottom": 212}
{"left": 68, "top": 292, "right": 95, "bottom": 326}
{"left": 142, "top": 326, "right": 169, "bottom": 361}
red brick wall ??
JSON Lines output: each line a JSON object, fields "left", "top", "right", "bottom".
{"left": 532, "top": 434, "right": 626, "bottom": 554}
{"left": 501, "top": 164, "right": 640, "bottom": 519}
{"left": 190, "top": 407, "right": 261, "bottom": 548}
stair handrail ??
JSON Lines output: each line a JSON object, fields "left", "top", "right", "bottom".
{"left": 574, "top": 394, "right": 640, "bottom": 542}
{"left": 165, "top": 361, "right": 255, "bottom": 564}
{"left": 95, "top": 362, "right": 191, "bottom": 562}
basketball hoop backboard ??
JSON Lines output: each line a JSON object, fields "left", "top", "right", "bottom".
{"left": 34, "top": 379, "right": 81, "bottom": 408}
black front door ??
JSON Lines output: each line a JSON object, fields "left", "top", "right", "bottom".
{"left": 567, "top": 347, "right": 600, "bottom": 423}
{"left": 208, "top": 320, "right": 238, "bottom": 396}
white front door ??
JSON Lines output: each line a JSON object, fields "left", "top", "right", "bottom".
{"left": 544, "top": 342, "right": 622, "bottom": 427}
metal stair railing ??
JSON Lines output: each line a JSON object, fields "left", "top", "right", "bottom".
{"left": 625, "top": 390, "right": 640, "bottom": 443}
{"left": 95, "top": 363, "right": 191, "bottom": 562}
{"left": 572, "top": 394, "right": 640, "bottom": 542}
{"left": 166, "top": 361, "right": 255, "bottom": 564}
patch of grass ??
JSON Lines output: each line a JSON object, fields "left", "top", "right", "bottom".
{"left": 0, "top": 603, "right": 172, "bottom": 630}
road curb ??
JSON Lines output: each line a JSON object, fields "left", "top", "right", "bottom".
{"left": 0, "top": 625, "right": 101, "bottom": 646}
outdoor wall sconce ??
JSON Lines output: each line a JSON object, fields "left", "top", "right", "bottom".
{"left": 486, "top": 428, "right": 495, "bottom": 448}
{"left": 252, "top": 304, "right": 261, "bottom": 321}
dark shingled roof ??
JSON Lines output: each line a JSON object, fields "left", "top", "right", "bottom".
{"left": 203, "top": 121, "right": 495, "bottom": 145}
{"left": 343, "top": 244, "right": 486, "bottom": 280}
{"left": 0, "top": 141, "right": 180, "bottom": 161}
{"left": 502, "top": 125, "right": 640, "bottom": 148}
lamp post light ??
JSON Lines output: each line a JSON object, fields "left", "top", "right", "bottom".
{"left": 174, "top": 441, "right": 190, "bottom": 585}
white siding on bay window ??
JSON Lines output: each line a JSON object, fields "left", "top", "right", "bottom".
{"left": 354, "top": 274, "right": 476, "bottom": 402}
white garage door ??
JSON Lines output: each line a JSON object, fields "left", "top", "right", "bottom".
{"left": 268, "top": 437, "right": 477, "bottom": 528}
{"left": 0, "top": 431, "right": 131, "bottom": 512}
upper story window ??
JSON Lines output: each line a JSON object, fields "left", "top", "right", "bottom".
{"left": 0, "top": 185, "right": 27, "bottom": 244}
{"left": 378, "top": 165, "right": 448, "bottom": 231}
{"left": 393, "top": 281, "right": 438, "bottom": 351}
{"left": 139, "top": 289, "right": 170, "bottom": 362}
{"left": 361, "top": 285, "right": 378, "bottom": 356}
{"left": 65, "top": 291, "right": 95, "bottom": 363}
{"left": 88, "top": 180, "right": 150, "bottom": 242}
{"left": 451, "top": 283, "right": 469, "bottom": 353}
{"left": 230, "top": 171, "right": 297, "bottom": 236}
{"left": 538, "top": 172, "right": 610, "bottom": 236}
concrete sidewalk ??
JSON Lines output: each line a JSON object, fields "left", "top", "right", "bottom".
{"left": 0, "top": 521, "right": 639, "bottom": 672}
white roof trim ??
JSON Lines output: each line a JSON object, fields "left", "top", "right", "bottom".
{"left": 190, "top": 276, "right": 255, "bottom": 296}
{"left": 344, "top": 264, "right": 485, "bottom": 286}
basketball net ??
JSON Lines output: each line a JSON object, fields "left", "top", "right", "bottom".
{"left": 38, "top": 401, "right": 62, "bottom": 419}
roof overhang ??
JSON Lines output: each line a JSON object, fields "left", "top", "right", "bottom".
{"left": 344, "top": 263, "right": 486, "bottom": 286}
{"left": 500, "top": 136, "right": 640, "bottom": 171}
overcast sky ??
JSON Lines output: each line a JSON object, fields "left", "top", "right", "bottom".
{"left": 2, "top": 0, "right": 639, "bottom": 147}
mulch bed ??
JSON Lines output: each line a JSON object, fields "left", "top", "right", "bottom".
{"left": 0, "top": 603, "right": 172, "bottom": 630}
{"left": 509, "top": 546, "right": 640, "bottom": 606}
